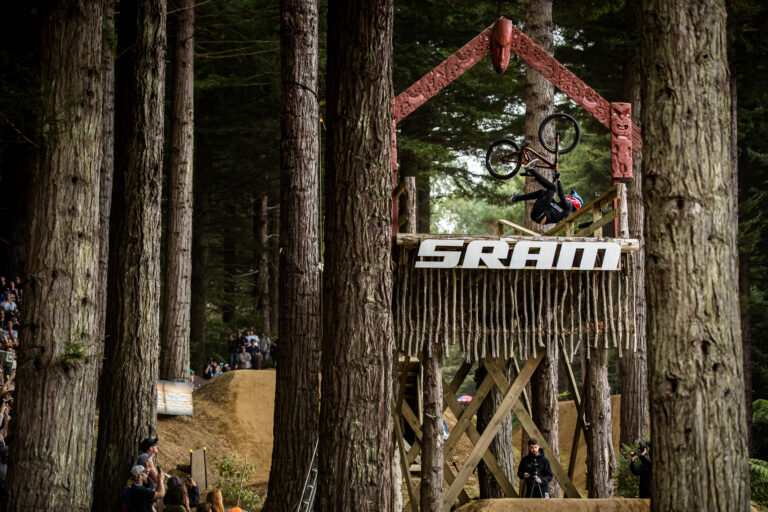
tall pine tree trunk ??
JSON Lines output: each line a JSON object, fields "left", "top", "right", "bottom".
{"left": 190, "top": 146, "right": 210, "bottom": 373}
{"left": 523, "top": 0, "right": 559, "bottom": 498}
{"left": 222, "top": 226, "right": 236, "bottom": 325}
{"left": 619, "top": 56, "right": 648, "bottom": 447}
{"left": 7, "top": 2, "right": 105, "bottom": 509}
{"left": 93, "top": 1, "right": 166, "bottom": 509}
{"left": 475, "top": 363, "right": 516, "bottom": 498}
{"left": 642, "top": 1, "right": 750, "bottom": 509}
{"left": 318, "top": 0, "right": 394, "bottom": 509}
{"left": 160, "top": 0, "right": 194, "bottom": 381}
{"left": 420, "top": 344, "right": 443, "bottom": 511}
{"left": 98, "top": 3, "right": 116, "bottom": 344}
{"left": 584, "top": 346, "right": 615, "bottom": 498}
{"left": 255, "top": 194, "right": 270, "bottom": 328}
{"left": 269, "top": 210, "right": 280, "bottom": 332}
{"left": 263, "top": 0, "right": 320, "bottom": 510}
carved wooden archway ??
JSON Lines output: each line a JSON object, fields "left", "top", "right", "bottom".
{"left": 391, "top": 16, "right": 642, "bottom": 234}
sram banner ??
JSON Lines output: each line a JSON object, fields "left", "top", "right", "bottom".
{"left": 415, "top": 239, "right": 621, "bottom": 271}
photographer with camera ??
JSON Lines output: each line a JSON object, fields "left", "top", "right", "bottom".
{"left": 517, "top": 438, "right": 553, "bottom": 498}
{"left": 630, "top": 442, "right": 651, "bottom": 498}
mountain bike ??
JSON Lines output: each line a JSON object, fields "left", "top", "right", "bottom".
{"left": 485, "top": 113, "right": 580, "bottom": 180}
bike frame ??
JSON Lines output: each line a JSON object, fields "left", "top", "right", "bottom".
{"left": 503, "top": 131, "right": 562, "bottom": 172}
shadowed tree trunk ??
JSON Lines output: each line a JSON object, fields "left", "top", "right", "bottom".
{"left": 269, "top": 209, "right": 279, "bottom": 331}
{"left": 642, "top": 0, "right": 750, "bottom": 509}
{"left": 160, "top": 0, "right": 194, "bottom": 381}
{"left": 619, "top": 56, "right": 648, "bottom": 448}
{"left": 317, "top": 0, "right": 394, "bottom": 509}
{"left": 93, "top": 1, "right": 166, "bottom": 509}
{"left": 475, "top": 363, "right": 516, "bottom": 499}
{"left": 420, "top": 344, "right": 443, "bottom": 510}
{"left": 98, "top": 3, "right": 115, "bottom": 344}
{"left": 222, "top": 226, "right": 236, "bottom": 325}
{"left": 6, "top": 2, "right": 105, "bottom": 509}
{"left": 262, "top": 0, "right": 320, "bottom": 510}
{"left": 254, "top": 194, "right": 270, "bottom": 328}
{"left": 190, "top": 155, "right": 209, "bottom": 374}
{"left": 584, "top": 346, "right": 615, "bottom": 498}
{"left": 416, "top": 170, "right": 430, "bottom": 233}
{"left": 524, "top": 0, "right": 559, "bottom": 498}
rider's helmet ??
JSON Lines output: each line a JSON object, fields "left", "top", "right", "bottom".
{"left": 566, "top": 190, "right": 583, "bottom": 210}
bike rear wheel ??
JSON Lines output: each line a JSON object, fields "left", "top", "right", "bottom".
{"left": 539, "top": 113, "right": 580, "bottom": 155}
{"left": 485, "top": 139, "right": 522, "bottom": 180}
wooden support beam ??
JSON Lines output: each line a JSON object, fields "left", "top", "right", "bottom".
{"left": 511, "top": 355, "right": 533, "bottom": 417}
{"left": 442, "top": 354, "right": 543, "bottom": 510}
{"left": 394, "top": 400, "right": 419, "bottom": 512}
{"left": 574, "top": 208, "right": 617, "bottom": 238}
{"left": 496, "top": 219, "right": 542, "bottom": 237}
{"left": 560, "top": 343, "right": 587, "bottom": 480}
{"left": 484, "top": 362, "right": 583, "bottom": 499}
{"left": 442, "top": 374, "right": 519, "bottom": 499}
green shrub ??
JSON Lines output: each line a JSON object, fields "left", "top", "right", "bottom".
{"left": 750, "top": 458, "right": 768, "bottom": 510}
{"left": 754, "top": 399, "right": 768, "bottom": 461}
{"left": 213, "top": 453, "right": 262, "bottom": 511}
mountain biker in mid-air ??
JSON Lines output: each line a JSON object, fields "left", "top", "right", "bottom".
{"left": 512, "top": 168, "right": 583, "bottom": 225}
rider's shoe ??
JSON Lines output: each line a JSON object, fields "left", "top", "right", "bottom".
{"left": 519, "top": 171, "right": 530, "bottom": 177}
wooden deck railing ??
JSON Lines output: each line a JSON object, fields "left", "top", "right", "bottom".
{"left": 496, "top": 183, "right": 625, "bottom": 238}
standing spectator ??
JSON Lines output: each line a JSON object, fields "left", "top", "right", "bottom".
{"left": 136, "top": 437, "right": 160, "bottom": 485}
{"left": 205, "top": 488, "right": 226, "bottom": 512}
{"left": 236, "top": 330, "right": 248, "bottom": 350}
{"left": 237, "top": 345, "right": 252, "bottom": 369}
{"left": 164, "top": 475, "right": 200, "bottom": 511}
{"left": 204, "top": 359, "right": 216, "bottom": 380}
{"left": 246, "top": 328, "right": 259, "bottom": 344}
{"left": 197, "top": 504, "right": 214, "bottom": 512}
{"left": 123, "top": 465, "right": 166, "bottom": 512}
{"left": 227, "top": 333, "right": 238, "bottom": 368}
{"left": 1, "top": 296, "right": 15, "bottom": 314}
{"left": 163, "top": 483, "right": 188, "bottom": 512}
{"left": 259, "top": 331, "right": 271, "bottom": 366}
{"left": 247, "top": 338, "right": 261, "bottom": 370}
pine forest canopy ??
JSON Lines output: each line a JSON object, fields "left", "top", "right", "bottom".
{"left": 0, "top": 0, "right": 765, "bottom": 510}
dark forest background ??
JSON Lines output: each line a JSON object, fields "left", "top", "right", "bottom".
{"left": 0, "top": 0, "right": 765, "bottom": 438}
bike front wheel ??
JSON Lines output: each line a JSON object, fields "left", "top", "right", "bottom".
{"left": 539, "top": 113, "right": 580, "bottom": 155}
{"left": 485, "top": 139, "right": 522, "bottom": 180}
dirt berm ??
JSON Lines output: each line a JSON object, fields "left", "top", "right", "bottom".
{"left": 455, "top": 498, "right": 649, "bottom": 512}
{"left": 157, "top": 370, "right": 275, "bottom": 487}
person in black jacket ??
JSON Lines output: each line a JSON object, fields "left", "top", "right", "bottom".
{"left": 630, "top": 445, "right": 651, "bottom": 499}
{"left": 512, "top": 169, "right": 583, "bottom": 225}
{"left": 517, "top": 438, "right": 553, "bottom": 498}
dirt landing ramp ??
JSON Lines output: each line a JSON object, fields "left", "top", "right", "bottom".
{"left": 456, "top": 498, "right": 649, "bottom": 512}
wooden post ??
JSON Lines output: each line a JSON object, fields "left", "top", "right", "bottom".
{"left": 420, "top": 346, "right": 443, "bottom": 511}
{"left": 404, "top": 176, "right": 417, "bottom": 233}
{"left": 583, "top": 344, "right": 615, "bottom": 497}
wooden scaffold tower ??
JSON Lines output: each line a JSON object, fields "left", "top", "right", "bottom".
{"left": 389, "top": 16, "right": 643, "bottom": 511}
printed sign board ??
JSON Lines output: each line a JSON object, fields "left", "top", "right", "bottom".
{"left": 415, "top": 239, "right": 622, "bottom": 271}
{"left": 157, "top": 380, "right": 194, "bottom": 416}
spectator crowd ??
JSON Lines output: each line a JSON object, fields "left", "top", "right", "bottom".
{"left": 202, "top": 329, "right": 274, "bottom": 380}
{"left": 0, "top": 276, "right": 22, "bottom": 498}
{"left": 123, "top": 436, "right": 247, "bottom": 511}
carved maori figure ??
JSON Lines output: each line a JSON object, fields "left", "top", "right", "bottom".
{"left": 491, "top": 17, "right": 513, "bottom": 74}
{"left": 610, "top": 103, "right": 633, "bottom": 180}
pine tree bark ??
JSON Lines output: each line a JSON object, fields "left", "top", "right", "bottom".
{"left": 93, "top": 1, "right": 166, "bottom": 509}
{"left": 475, "top": 363, "right": 516, "bottom": 498}
{"left": 642, "top": 1, "right": 750, "bottom": 509}
{"left": 317, "top": 0, "right": 394, "bottom": 509}
{"left": 619, "top": 56, "right": 648, "bottom": 447}
{"left": 523, "top": 0, "right": 555, "bottom": 233}
{"left": 255, "top": 194, "right": 270, "bottom": 328}
{"left": 420, "top": 345, "right": 443, "bottom": 511}
{"left": 523, "top": 1, "right": 559, "bottom": 496}
{"left": 262, "top": 0, "right": 320, "bottom": 510}
{"left": 7, "top": 2, "right": 105, "bottom": 509}
{"left": 190, "top": 145, "right": 210, "bottom": 373}
{"left": 584, "top": 346, "right": 615, "bottom": 498}
{"left": 160, "top": 0, "right": 194, "bottom": 381}
{"left": 98, "top": 3, "right": 116, "bottom": 344}
{"left": 269, "top": 210, "right": 280, "bottom": 331}
{"left": 416, "top": 171, "right": 430, "bottom": 233}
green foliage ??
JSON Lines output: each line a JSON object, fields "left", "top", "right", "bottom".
{"left": 750, "top": 458, "right": 768, "bottom": 509}
{"left": 754, "top": 399, "right": 768, "bottom": 461}
{"left": 213, "top": 453, "right": 262, "bottom": 511}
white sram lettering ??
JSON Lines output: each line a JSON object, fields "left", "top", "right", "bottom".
{"left": 414, "top": 240, "right": 621, "bottom": 271}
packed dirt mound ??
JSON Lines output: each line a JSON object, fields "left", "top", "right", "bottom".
{"left": 513, "top": 396, "right": 622, "bottom": 494}
{"left": 456, "top": 498, "right": 649, "bottom": 512}
{"left": 157, "top": 370, "right": 275, "bottom": 487}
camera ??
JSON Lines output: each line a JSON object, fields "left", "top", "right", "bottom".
{"left": 526, "top": 460, "right": 540, "bottom": 479}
